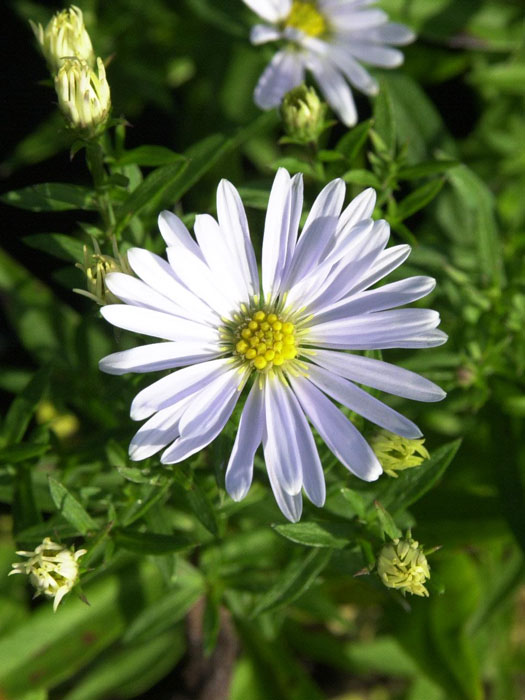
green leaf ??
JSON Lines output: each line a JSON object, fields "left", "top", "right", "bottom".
{"left": 48, "top": 478, "right": 97, "bottom": 535}
{"left": 0, "top": 443, "right": 50, "bottom": 464}
{"left": 398, "top": 160, "right": 460, "bottom": 180}
{"left": 272, "top": 157, "right": 317, "bottom": 177}
{"left": 0, "top": 183, "right": 96, "bottom": 212}
{"left": 447, "top": 164, "right": 503, "bottom": 285}
{"left": 1, "top": 368, "right": 50, "bottom": 447}
{"left": 123, "top": 577, "right": 204, "bottom": 643}
{"left": 273, "top": 520, "right": 356, "bottom": 549}
{"left": 114, "top": 145, "right": 186, "bottom": 167}
{"left": 24, "top": 233, "right": 85, "bottom": 264}
{"left": 13, "top": 466, "right": 42, "bottom": 536}
{"left": 373, "top": 439, "right": 462, "bottom": 514}
{"left": 374, "top": 501, "right": 402, "bottom": 539}
{"left": 335, "top": 119, "right": 373, "bottom": 162}
{"left": 395, "top": 178, "right": 444, "bottom": 221}
{"left": 251, "top": 549, "right": 331, "bottom": 617}
{"left": 236, "top": 187, "right": 269, "bottom": 210}
{"left": 342, "top": 169, "right": 381, "bottom": 187}
{"left": 373, "top": 81, "right": 396, "bottom": 154}
{"left": 114, "top": 528, "right": 198, "bottom": 554}
{"left": 114, "top": 160, "right": 188, "bottom": 233}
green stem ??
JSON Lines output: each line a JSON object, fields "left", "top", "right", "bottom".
{"left": 86, "top": 140, "right": 116, "bottom": 237}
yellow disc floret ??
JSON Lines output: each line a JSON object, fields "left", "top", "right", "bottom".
{"left": 285, "top": 1, "right": 327, "bottom": 38}
{"left": 231, "top": 308, "right": 298, "bottom": 372}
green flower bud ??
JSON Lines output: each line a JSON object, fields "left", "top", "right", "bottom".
{"left": 280, "top": 83, "right": 326, "bottom": 144}
{"left": 377, "top": 537, "right": 430, "bottom": 597}
{"left": 75, "top": 238, "right": 131, "bottom": 305}
{"left": 371, "top": 430, "right": 429, "bottom": 478}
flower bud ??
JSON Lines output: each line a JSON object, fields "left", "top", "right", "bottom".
{"left": 280, "top": 83, "right": 326, "bottom": 144}
{"left": 377, "top": 537, "right": 430, "bottom": 597}
{"left": 30, "top": 5, "right": 94, "bottom": 74}
{"left": 371, "top": 430, "right": 429, "bottom": 478}
{"left": 75, "top": 238, "right": 131, "bottom": 305}
{"left": 55, "top": 57, "right": 111, "bottom": 136}
{"left": 10, "top": 538, "right": 86, "bottom": 611}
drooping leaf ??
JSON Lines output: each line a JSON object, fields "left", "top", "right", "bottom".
{"left": 48, "top": 478, "right": 97, "bottom": 536}
{"left": 273, "top": 520, "right": 356, "bottom": 549}
{"left": 1, "top": 183, "right": 96, "bottom": 212}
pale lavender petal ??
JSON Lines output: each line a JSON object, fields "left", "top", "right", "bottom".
{"left": 225, "top": 382, "right": 264, "bottom": 501}
{"left": 312, "top": 276, "right": 436, "bottom": 323}
{"left": 343, "top": 244, "right": 412, "bottom": 297}
{"left": 324, "top": 6, "right": 387, "bottom": 29}
{"left": 105, "top": 272, "right": 186, "bottom": 316}
{"left": 285, "top": 385, "right": 325, "bottom": 507}
{"left": 364, "top": 22, "right": 415, "bottom": 45}
{"left": 305, "top": 363, "right": 422, "bottom": 438}
{"left": 307, "top": 309, "right": 441, "bottom": 349}
{"left": 255, "top": 50, "right": 304, "bottom": 110}
{"left": 99, "top": 342, "right": 221, "bottom": 375}
{"left": 129, "top": 399, "right": 191, "bottom": 461}
{"left": 311, "top": 349, "right": 446, "bottom": 402}
{"left": 348, "top": 42, "right": 404, "bottom": 67}
{"left": 160, "top": 389, "right": 240, "bottom": 464}
{"left": 262, "top": 168, "right": 292, "bottom": 300}
{"left": 328, "top": 46, "right": 378, "bottom": 95}
{"left": 130, "top": 358, "right": 232, "bottom": 421}
{"left": 289, "top": 374, "right": 382, "bottom": 481}
{"left": 250, "top": 24, "right": 281, "bottom": 44}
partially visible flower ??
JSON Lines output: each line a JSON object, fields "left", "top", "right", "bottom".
{"left": 55, "top": 57, "right": 111, "bottom": 135}
{"left": 377, "top": 536, "right": 430, "bottom": 597}
{"left": 243, "top": 0, "right": 414, "bottom": 126}
{"left": 98, "top": 168, "right": 446, "bottom": 522}
{"left": 371, "top": 430, "right": 429, "bottom": 478}
{"left": 36, "top": 400, "right": 80, "bottom": 439}
{"left": 281, "top": 83, "right": 326, "bottom": 143}
{"left": 9, "top": 538, "right": 86, "bottom": 611}
{"left": 75, "top": 238, "right": 131, "bottom": 305}
{"left": 30, "top": 5, "right": 94, "bottom": 74}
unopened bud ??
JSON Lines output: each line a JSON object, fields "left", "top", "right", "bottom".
{"left": 371, "top": 430, "right": 429, "bottom": 478}
{"left": 75, "top": 238, "right": 131, "bottom": 305}
{"left": 30, "top": 6, "right": 94, "bottom": 74}
{"left": 55, "top": 57, "right": 111, "bottom": 136}
{"left": 280, "top": 83, "right": 326, "bottom": 143}
{"left": 10, "top": 538, "right": 86, "bottom": 611}
{"left": 377, "top": 537, "right": 430, "bottom": 597}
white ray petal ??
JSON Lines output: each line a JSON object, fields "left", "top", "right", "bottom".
{"left": 243, "top": 0, "right": 291, "bottom": 23}
{"left": 100, "top": 305, "right": 218, "bottom": 344}
{"left": 305, "top": 363, "right": 422, "bottom": 438}
{"left": 262, "top": 168, "right": 292, "bottom": 299}
{"left": 307, "top": 54, "right": 357, "bottom": 127}
{"left": 289, "top": 374, "right": 382, "bottom": 481}
{"left": 364, "top": 22, "right": 415, "bottom": 45}
{"left": 105, "top": 272, "right": 185, "bottom": 316}
{"left": 285, "top": 385, "right": 325, "bottom": 507}
{"left": 99, "top": 342, "right": 221, "bottom": 375}
{"left": 313, "top": 276, "right": 436, "bottom": 323}
{"left": 311, "top": 349, "right": 446, "bottom": 402}
{"left": 129, "top": 399, "right": 191, "bottom": 461}
{"left": 158, "top": 211, "right": 205, "bottom": 261}
{"left": 216, "top": 179, "right": 259, "bottom": 296}
{"left": 160, "top": 389, "right": 240, "bottom": 464}
{"left": 225, "top": 382, "right": 265, "bottom": 501}
{"left": 328, "top": 46, "right": 378, "bottom": 95}
{"left": 250, "top": 23, "right": 281, "bottom": 45}
{"left": 255, "top": 50, "right": 304, "bottom": 109}
{"left": 345, "top": 244, "right": 412, "bottom": 297}
{"left": 348, "top": 42, "right": 404, "bottom": 67}
{"left": 263, "top": 375, "right": 303, "bottom": 495}
{"left": 130, "top": 358, "right": 232, "bottom": 421}
{"left": 127, "top": 247, "right": 217, "bottom": 324}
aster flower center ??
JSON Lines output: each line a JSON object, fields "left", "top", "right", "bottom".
{"left": 285, "top": 1, "right": 327, "bottom": 37}
{"left": 224, "top": 308, "right": 298, "bottom": 372}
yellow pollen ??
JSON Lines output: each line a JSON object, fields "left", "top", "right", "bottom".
{"left": 233, "top": 308, "right": 299, "bottom": 372}
{"left": 285, "top": 1, "right": 327, "bottom": 38}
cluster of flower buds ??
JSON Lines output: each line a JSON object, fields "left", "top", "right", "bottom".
{"left": 31, "top": 6, "right": 110, "bottom": 136}
{"left": 10, "top": 538, "right": 86, "bottom": 611}
{"left": 377, "top": 536, "right": 431, "bottom": 597}
{"left": 371, "top": 430, "right": 430, "bottom": 478}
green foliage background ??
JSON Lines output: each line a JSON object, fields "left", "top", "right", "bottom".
{"left": 1, "top": 0, "right": 525, "bottom": 698}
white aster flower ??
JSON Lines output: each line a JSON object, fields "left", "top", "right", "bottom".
{"left": 243, "top": 0, "right": 415, "bottom": 126}
{"left": 10, "top": 537, "right": 86, "bottom": 611}
{"left": 99, "top": 168, "right": 446, "bottom": 522}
